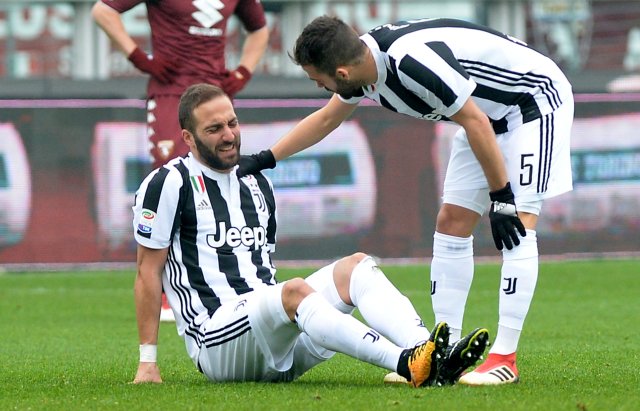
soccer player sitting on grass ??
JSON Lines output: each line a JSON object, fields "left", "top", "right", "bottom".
{"left": 131, "top": 83, "right": 489, "bottom": 386}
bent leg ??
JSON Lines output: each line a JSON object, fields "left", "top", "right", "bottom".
{"left": 291, "top": 281, "right": 403, "bottom": 373}
{"left": 344, "top": 254, "right": 431, "bottom": 348}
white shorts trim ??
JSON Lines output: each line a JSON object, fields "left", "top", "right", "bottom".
{"left": 443, "top": 190, "right": 543, "bottom": 216}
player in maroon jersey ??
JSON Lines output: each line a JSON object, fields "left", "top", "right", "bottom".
{"left": 93, "top": 0, "right": 268, "bottom": 322}
{"left": 92, "top": 0, "right": 269, "bottom": 169}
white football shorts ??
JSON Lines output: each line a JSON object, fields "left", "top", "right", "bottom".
{"left": 197, "top": 261, "right": 352, "bottom": 382}
{"left": 442, "top": 99, "right": 574, "bottom": 216}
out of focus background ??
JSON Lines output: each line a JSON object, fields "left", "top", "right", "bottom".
{"left": 0, "top": 0, "right": 639, "bottom": 266}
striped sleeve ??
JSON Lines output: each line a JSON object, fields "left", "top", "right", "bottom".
{"left": 132, "top": 166, "right": 183, "bottom": 249}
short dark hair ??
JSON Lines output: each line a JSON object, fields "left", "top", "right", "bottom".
{"left": 178, "top": 83, "right": 227, "bottom": 134}
{"left": 291, "top": 15, "right": 366, "bottom": 75}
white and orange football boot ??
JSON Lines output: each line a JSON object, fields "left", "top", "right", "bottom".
{"left": 458, "top": 352, "right": 519, "bottom": 385}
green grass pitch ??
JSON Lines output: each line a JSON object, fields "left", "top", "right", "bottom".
{"left": 0, "top": 259, "right": 638, "bottom": 410}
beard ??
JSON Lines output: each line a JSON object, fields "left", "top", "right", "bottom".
{"left": 192, "top": 132, "right": 241, "bottom": 171}
{"left": 334, "top": 76, "right": 365, "bottom": 96}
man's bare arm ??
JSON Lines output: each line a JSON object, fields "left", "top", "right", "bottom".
{"left": 132, "top": 245, "right": 168, "bottom": 384}
{"left": 450, "top": 98, "right": 508, "bottom": 191}
{"left": 271, "top": 94, "right": 358, "bottom": 161}
{"left": 91, "top": 1, "right": 137, "bottom": 56}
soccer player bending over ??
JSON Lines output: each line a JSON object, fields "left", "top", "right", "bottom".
{"left": 131, "top": 83, "right": 489, "bottom": 386}
{"left": 237, "top": 16, "right": 574, "bottom": 385}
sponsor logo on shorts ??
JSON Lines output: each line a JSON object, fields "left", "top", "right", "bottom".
{"left": 156, "top": 140, "right": 175, "bottom": 159}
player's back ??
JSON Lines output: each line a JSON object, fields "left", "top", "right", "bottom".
{"left": 364, "top": 18, "right": 572, "bottom": 130}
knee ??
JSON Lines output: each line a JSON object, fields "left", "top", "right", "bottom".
{"left": 331, "top": 252, "right": 369, "bottom": 305}
{"left": 281, "top": 278, "right": 315, "bottom": 320}
{"left": 347, "top": 252, "right": 368, "bottom": 266}
{"left": 436, "top": 205, "right": 479, "bottom": 236}
{"left": 282, "top": 277, "right": 312, "bottom": 301}
{"left": 335, "top": 252, "right": 368, "bottom": 279}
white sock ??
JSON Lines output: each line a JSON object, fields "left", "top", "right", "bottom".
{"left": 490, "top": 326, "right": 522, "bottom": 355}
{"left": 430, "top": 232, "right": 474, "bottom": 341}
{"left": 349, "top": 256, "right": 430, "bottom": 348}
{"left": 490, "top": 229, "right": 539, "bottom": 354}
{"left": 296, "top": 292, "right": 402, "bottom": 371}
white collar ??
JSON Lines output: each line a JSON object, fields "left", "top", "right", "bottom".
{"left": 360, "top": 34, "right": 387, "bottom": 92}
{"left": 188, "top": 152, "right": 235, "bottom": 182}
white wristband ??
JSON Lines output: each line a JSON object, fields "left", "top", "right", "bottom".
{"left": 139, "top": 344, "right": 157, "bottom": 363}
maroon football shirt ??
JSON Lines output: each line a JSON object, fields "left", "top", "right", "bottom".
{"left": 102, "top": 0, "right": 267, "bottom": 96}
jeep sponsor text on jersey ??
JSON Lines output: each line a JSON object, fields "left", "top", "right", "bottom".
{"left": 206, "top": 221, "right": 267, "bottom": 250}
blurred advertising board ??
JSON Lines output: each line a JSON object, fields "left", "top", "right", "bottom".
{"left": 0, "top": 124, "right": 31, "bottom": 248}
{"left": 0, "top": 96, "right": 638, "bottom": 265}
{"left": 0, "top": 99, "right": 433, "bottom": 263}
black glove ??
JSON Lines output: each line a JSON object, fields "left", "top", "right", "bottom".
{"left": 489, "top": 182, "right": 527, "bottom": 251}
{"left": 236, "top": 149, "right": 276, "bottom": 177}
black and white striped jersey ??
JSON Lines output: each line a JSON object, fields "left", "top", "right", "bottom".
{"left": 340, "top": 18, "right": 573, "bottom": 134}
{"left": 132, "top": 153, "right": 277, "bottom": 360}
